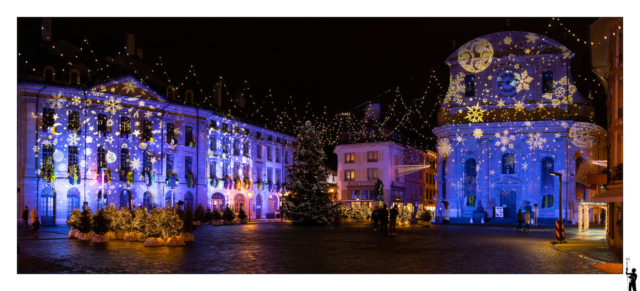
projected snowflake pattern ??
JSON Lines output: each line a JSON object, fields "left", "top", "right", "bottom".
{"left": 437, "top": 139, "right": 453, "bottom": 157}
{"left": 495, "top": 130, "right": 516, "bottom": 152}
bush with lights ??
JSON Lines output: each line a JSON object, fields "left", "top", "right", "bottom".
{"left": 78, "top": 207, "right": 93, "bottom": 234}
{"left": 132, "top": 207, "right": 150, "bottom": 235}
{"left": 282, "top": 121, "right": 339, "bottom": 224}
{"left": 222, "top": 207, "right": 237, "bottom": 222}
{"left": 92, "top": 209, "right": 111, "bottom": 236}
{"left": 237, "top": 206, "right": 248, "bottom": 221}
{"left": 397, "top": 208, "right": 412, "bottom": 223}
{"left": 194, "top": 204, "right": 205, "bottom": 223}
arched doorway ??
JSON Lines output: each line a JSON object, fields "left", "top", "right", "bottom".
{"left": 255, "top": 194, "right": 263, "bottom": 219}
{"left": 165, "top": 191, "right": 175, "bottom": 208}
{"left": 184, "top": 192, "right": 194, "bottom": 213}
{"left": 268, "top": 195, "right": 279, "bottom": 212}
{"left": 143, "top": 191, "right": 153, "bottom": 209}
{"left": 67, "top": 188, "right": 80, "bottom": 219}
{"left": 40, "top": 186, "right": 56, "bottom": 225}
{"left": 234, "top": 194, "right": 245, "bottom": 213}
{"left": 120, "top": 189, "right": 131, "bottom": 210}
{"left": 211, "top": 193, "right": 225, "bottom": 211}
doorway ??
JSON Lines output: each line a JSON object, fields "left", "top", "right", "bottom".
{"left": 255, "top": 194, "right": 262, "bottom": 219}
{"left": 500, "top": 190, "right": 517, "bottom": 218}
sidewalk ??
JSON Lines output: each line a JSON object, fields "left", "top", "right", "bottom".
{"left": 18, "top": 225, "right": 71, "bottom": 240}
{"left": 551, "top": 225, "right": 623, "bottom": 273}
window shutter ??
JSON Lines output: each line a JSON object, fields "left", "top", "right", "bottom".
{"left": 354, "top": 170, "right": 359, "bottom": 181}
{"left": 354, "top": 152, "right": 359, "bottom": 163}
{"left": 362, "top": 169, "right": 368, "bottom": 180}
{"left": 379, "top": 168, "right": 383, "bottom": 180}
{"left": 378, "top": 151, "right": 383, "bottom": 161}
{"left": 363, "top": 152, "right": 367, "bottom": 162}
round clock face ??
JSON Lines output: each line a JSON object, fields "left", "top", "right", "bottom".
{"left": 495, "top": 70, "right": 521, "bottom": 97}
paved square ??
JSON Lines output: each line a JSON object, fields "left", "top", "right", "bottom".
{"left": 17, "top": 223, "right": 616, "bottom": 274}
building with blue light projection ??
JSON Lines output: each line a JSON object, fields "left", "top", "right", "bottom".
{"left": 433, "top": 31, "right": 607, "bottom": 222}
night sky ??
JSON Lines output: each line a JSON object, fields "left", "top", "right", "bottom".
{"left": 17, "top": 17, "right": 606, "bottom": 156}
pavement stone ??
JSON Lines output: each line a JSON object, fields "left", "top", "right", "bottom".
{"left": 17, "top": 222, "right": 619, "bottom": 274}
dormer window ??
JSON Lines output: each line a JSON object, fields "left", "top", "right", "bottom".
{"left": 542, "top": 71, "right": 554, "bottom": 94}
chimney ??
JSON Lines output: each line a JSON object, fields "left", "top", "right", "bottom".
{"left": 451, "top": 39, "right": 457, "bottom": 50}
{"left": 234, "top": 91, "right": 246, "bottom": 109}
{"left": 125, "top": 33, "right": 135, "bottom": 56}
{"left": 136, "top": 48, "right": 143, "bottom": 59}
{"left": 214, "top": 78, "right": 223, "bottom": 107}
{"left": 41, "top": 18, "right": 52, "bottom": 42}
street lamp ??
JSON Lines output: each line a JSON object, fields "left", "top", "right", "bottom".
{"left": 248, "top": 191, "right": 252, "bottom": 222}
{"left": 549, "top": 172, "right": 565, "bottom": 242}
{"left": 279, "top": 190, "right": 284, "bottom": 222}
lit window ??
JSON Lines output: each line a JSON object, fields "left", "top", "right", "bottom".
{"left": 367, "top": 151, "right": 378, "bottom": 162}
{"left": 345, "top": 153, "right": 355, "bottom": 163}
{"left": 367, "top": 168, "right": 378, "bottom": 180}
{"left": 345, "top": 170, "right": 355, "bottom": 181}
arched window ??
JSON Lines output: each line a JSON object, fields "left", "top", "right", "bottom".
{"left": 40, "top": 186, "right": 56, "bottom": 225}
{"left": 540, "top": 157, "right": 554, "bottom": 196}
{"left": 143, "top": 191, "right": 153, "bottom": 209}
{"left": 184, "top": 192, "right": 194, "bottom": 213}
{"left": 97, "top": 146, "right": 107, "bottom": 170}
{"left": 97, "top": 190, "right": 108, "bottom": 210}
{"left": 255, "top": 194, "right": 263, "bottom": 218}
{"left": 211, "top": 193, "right": 225, "bottom": 211}
{"left": 165, "top": 191, "right": 175, "bottom": 208}
{"left": 120, "top": 189, "right": 131, "bottom": 210}
{"left": 70, "top": 70, "right": 80, "bottom": 85}
{"left": 234, "top": 194, "right": 245, "bottom": 213}
{"left": 441, "top": 160, "right": 447, "bottom": 200}
{"left": 186, "top": 90, "right": 194, "bottom": 104}
{"left": 166, "top": 86, "right": 175, "bottom": 100}
{"left": 502, "top": 153, "right": 516, "bottom": 174}
{"left": 464, "top": 158, "right": 477, "bottom": 200}
{"left": 67, "top": 188, "right": 80, "bottom": 219}
{"left": 120, "top": 148, "right": 130, "bottom": 173}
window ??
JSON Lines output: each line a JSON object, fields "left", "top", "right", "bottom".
{"left": 210, "top": 135, "right": 217, "bottom": 151}
{"left": 120, "top": 116, "right": 131, "bottom": 138}
{"left": 268, "top": 135, "right": 273, "bottom": 141}
{"left": 285, "top": 150, "right": 289, "bottom": 164}
{"left": 143, "top": 150, "right": 152, "bottom": 173}
{"left": 97, "top": 114, "right": 108, "bottom": 135}
{"left": 184, "top": 192, "right": 194, "bottom": 213}
{"left": 418, "top": 170, "right": 422, "bottom": 179}
{"left": 185, "top": 125, "right": 193, "bottom": 146}
{"left": 185, "top": 156, "right": 192, "bottom": 177}
{"left": 234, "top": 164, "right": 241, "bottom": 177}
{"left": 542, "top": 71, "right": 554, "bottom": 94}
{"left": 267, "top": 146, "right": 273, "bottom": 161}
{"left": 256, "top": 166, "right": 262, "bottom": 181}
{"left": 97, "top": 146, "right": 107, "bottom": 170}
{"left": 275, "top": 147, "right": 280, "bottom": 162}
{"left": 267, "top": 168, "right": 273, "bottom": 182}
{"left": 212, "top": 193, "right": 225, "bottom": 211}
{"left": 367, "top": 168, "right": 378, "bottom": 180}
{"left": 42, "top": 108, "right": 54, "bottom": 129}
{"left": 395, "top": 169, "right": 399, "bottom": 181}
{"left": 464, "top": 75, "right": 475, "bottom": 97}
{"left": 345, "top": 170, "right": 355, "bottom": 181}
{"left": 120, "top": 189, "right": 131, "bottom": 210}
{"left": 41, "top": 144, "right": 54, "bottom": 169}
{"left": 223, "top": 161, "right": 230, "bottom": 177}
{"left": 502, "top": 153, "right": 515, "bottom": 174}
{"left": 165, "top": 154, "right": 174, "bottom": 178}
{"left": 392, "top": 190, "right": 403, "bottom": 201}
{"left": 67, "top": 110, "right": 80, "bottom": 132}
{"left": 67, "top": 188, "right": 80, "bottom": 219}
{"left": 541, "top": 157, "right": 554, "bottom": 196}
{"left": 222, "top": 123, "right": 229, "bottom": 131}
{"left": 233, "top": 139, "right": 240, "bottom": 155}
{"left": 143, "top": 192, "right": 153, "bottom": 209}
{"left": 222, "top": 136, "right": 229, "bottom": 153}
{"left": 210, "top": 161, "right": 217, "bottom": 178}
{"left": 243, "top": 140, "right": 250, "bottom": 156}
{"left": 142, "top": 119, "right": 153, "bottom": 142}
{"left": 165, "top": 191, "right": 174, "bottom": 208}
{"left": 256, "top": 143, "right": 262, "bottom": 159}
{"left": 367, "top": 151, "right": 378, "bottom": 162}
{"left": 121, "top": 148, "right": 130, "bottom": 173}
{"left": 275, "top": 169, "right": 281, "bottom": 182}
{"left": 244, "top": 164, "right": 250, "bottom": 179}
{"left": 257, "top": 131, "right": 262, "bottom": 139}
{"left": 167, "top": 123, "right": 176, "bottom": 145}
{"left": 464, "top": 158, "right": 477, "bottom": 201}
{"left": 345, "top": 153, "right": 355, "bottom": 163}
{"left": 68, "top": 146, "right": 78, "bottom": 169}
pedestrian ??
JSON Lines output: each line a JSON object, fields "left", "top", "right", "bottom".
{"left": 379, "top": 204, "right": 389, "bottom": 236}
{"left": 371, "top": 206, "right": 380, "bottom": 231}
{"left": 22, "top": 206, "right": 30, "bottom": 233}
{"left": 627, "top": 267, "right": 637, "bottom": 291}
{"left": 389, "top": 205, "right": 399, "bottom": 235}
{"left": 516, "top": 208, "right": 523, "bottom": 232}
{"left": 30, "top": 209, "right": 40, "bottom": 236}
{"left": 524, "top": 211, "right": 531, "bottom": 232}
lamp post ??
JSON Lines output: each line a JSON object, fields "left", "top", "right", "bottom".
{"left": 550, "top": 172, "right": 565, "bottom": 242}
{"left": 279, "top": 190, "right": 284, "bottom": 222}
{"left": 248, "top": 191, "right": 252, "bottom": 222}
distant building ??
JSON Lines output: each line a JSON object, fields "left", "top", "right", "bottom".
{"left": 591, "top": 17, "right": 623, "bottom": 248}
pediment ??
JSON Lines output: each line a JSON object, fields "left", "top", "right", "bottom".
{"left": 87, "top": 75, "right": 167, "bottom": 103}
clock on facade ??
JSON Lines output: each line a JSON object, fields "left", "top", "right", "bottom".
{"left": 495, "top": 70, "right": 522, "bottom": 98}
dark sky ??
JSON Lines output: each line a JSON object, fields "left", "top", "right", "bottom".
{"left": 17, "top": 17, "right": 604, "bottom": 134}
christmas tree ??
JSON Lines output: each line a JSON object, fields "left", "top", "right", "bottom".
{"left": 282, "top": 121, "right": 339, "bottom": 224}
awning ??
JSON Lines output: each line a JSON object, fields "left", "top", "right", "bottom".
{"left": 593, "top": 188, "right": 623, "bottom": 203}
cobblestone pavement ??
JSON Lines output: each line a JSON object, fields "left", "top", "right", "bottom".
{"left": 17, "top": 222, "right": 619, "bottom": 274}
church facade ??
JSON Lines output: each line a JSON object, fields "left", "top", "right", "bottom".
{"left": 17, "top": 75, "right": 294, "bottom": 225}
{"left": 432, "top": 31, "right": 606, "bottom": 221}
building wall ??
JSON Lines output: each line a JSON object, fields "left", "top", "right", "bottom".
{"left": 17, "top": 76, "right": 294, "bottom": 224}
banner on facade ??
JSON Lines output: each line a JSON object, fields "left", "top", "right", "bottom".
{"left": 575, "top": 162, "right": 597, "bottom": 187}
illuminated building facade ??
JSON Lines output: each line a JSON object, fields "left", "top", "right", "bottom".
{"left": 433, "top": 31, "right": 606, "bottom": 220}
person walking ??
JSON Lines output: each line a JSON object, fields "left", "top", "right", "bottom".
{"left": 379, "top": 204, "right": 389, "bottom": 236}
{"left": 524, "top": 211, "right": 531, "bottom": 232}
{"left": 22, "top": 206, "right": 30, "bottom": 233}
{"left": 627, "top": 267, "right": 637, "bottom": 291}
{"left": 389, "top": 205, "right": 399, "bottom": 235}
{"left": 30, "top": 209, "right": 40, "bottom": 236}
{"left": 371, "top": 206, "right": 380, "bottom": 231}
{"left": 516, "top": 208, "right": 523, "bottom": 232}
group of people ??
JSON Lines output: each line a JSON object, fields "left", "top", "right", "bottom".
{"left": 370, "top": 204, "right": 399, "bottom": 236}
{"left": 21, "top": 206, "right": 41, "bottom": 235}
{"left": 516, "top": 208, "right": 532, "bottom": 232}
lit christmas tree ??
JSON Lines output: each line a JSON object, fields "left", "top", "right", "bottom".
{"left": 282, "top": 121, "right": 339, "bottom": 224}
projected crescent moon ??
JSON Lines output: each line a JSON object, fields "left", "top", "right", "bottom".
{"left": 52, "top": 123, "right": 63, "bottom": 135}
